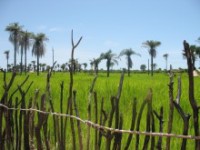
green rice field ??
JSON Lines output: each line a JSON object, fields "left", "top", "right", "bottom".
{"left": 1, "top": 71, "right": 200, "bottom": 149}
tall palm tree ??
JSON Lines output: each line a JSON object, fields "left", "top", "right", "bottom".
{"left": 197, "top": 37, "right": 200, "bottom": 44}
{"left": 19, "top": 31, "right": 25, "bottom": 74}
{"left": 189, "top": 45, "right": 200, "bottom": 70}
{"left": 5, "top": 22, "right": 23, "bottom": 68}
{"left": 31, "top": 60, "right": 36, "bottom": 72}
{"left": 21, "top": 31, "right": 33, "bottom": 74}
{"left": 4, "top": 50, "right": 10, "bottom": 71}
{"left": 69, "top": 58, "right": 79, "bottom": 73}
{"left": 163, "top": 53, "right": 169, "bottom": 71}
{"left": 32, "top": 33, "right": 48, "bottom": 76}
{"left": 195, "top": 46, "right": 200, "bottom": 68}
{"left": 82, "top": 63, "right": 88, "bottom": 71}
{"left": 100, "top": 49, "right": 118, "bottom": 77}
{"left": 119, "top": 48, "right": 141, "bottom": 76}
{"left": 142, "top": 40, "right": 161, "bottom": 76}
{"left": 140, "top": 64, "right": 146, "bottom": 72}
{"left": 90, "top": 57, "right": 102, "bottom": 75}
{"left": 61, "top": 63, "right": 67, "bottom": 71}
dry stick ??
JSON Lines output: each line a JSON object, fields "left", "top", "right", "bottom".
{"left": 60, "top": 81, "right": 65, "bottom": 150}
{"left": 35, "top": 94, "right": 48, "bottom": 150}
{"left": 0, "top": 71, "right": 16, "bottom": 149}
{"left": 26, "top": 98, "right": 33, "bottom": 150}
{"left": 176, "top": 76, "right": 182, "bottom": 104}
{"left": 4, "top": 101, "right": 13, "bottom": 150}
{"left": 153, "top": 107, "right": 164, "bottom": 150}
{"left": 113, "top": 72, "right": 124, "bottom": 149}
{"left": 19, "top": 82, "right": 33, "bottom": 150}
{"left": 2, "top": 104, "right": 200, "bottom": 140}
{"left": 124, "top": 98, "right": 137, "bottom": 150}
{"left": 43, "top": 109, "right": 50, "bottom": 150}
{"left": 73, "top": 90, "right": 83, "bottom": 150}
{"left": 70, "top": 93, "right": 76, "bottom": 150}
{"left": 8, "top": 75, "right": 30, "bottom": 104}
{"left": 113, "top": 113, "right": 123, "bottom": 150}
{"left": 150, "top": 112, "right": 155, "bottom": 150}
{"left": 3, "top": 75, "right": 31, "bottom": 150}
{"left": 64, "top": 30, "right": 82, "bottom": 150}
{"left": 135, "top": 98, "right": 148, "bottom": 150}
{"left": 166, "top": 65, "right": 174, "bottom": 150}
{"left": 18, "top": 87, "right": 28, "bottom": 150}
{"left": 15, "top": 98, "right": 19, "bottom": 150}
{"left": 183, "top": 40, "right": 200, "bottom": 149}
{"left": 98, "top": 97, "right": 108, "bottom": 149}
{"left": 94, "top": 92, "right": 98, "bottom": 150}
{"left": 46, "top": 62, "right": 58, "bottom": 146}
{"left": 29, "top": 90, "right": 39, "bottom": 150}
{"left": 18, "top": 90, "right": 25, "bottom": 150}
{"left": 142, "top": 89, "right": 153, "bottom": 150}
{"left": 86, "top": 75, "right": 97, "bottom": 150}
{"left": 56, "top": 116, "right": 61, "bottom": 149}
{"left": 106, "top": 96, "right": 116, "bottom": 150}
{"left": 174, "top": 75, "right": 191, "bottom": 150}
{"left": 173, "top": 102, "right": 191, "bottom": 150}
{"left": 112, "top": 113, "right": 123, "bottom": 150}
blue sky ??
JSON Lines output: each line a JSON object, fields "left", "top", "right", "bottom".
{"left": 0, "top": 0, "right": 200, "bottom": 70}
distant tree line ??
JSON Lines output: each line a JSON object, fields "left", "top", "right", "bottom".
{"left": 3, "top": 22, "right": 200, "bottom": 77}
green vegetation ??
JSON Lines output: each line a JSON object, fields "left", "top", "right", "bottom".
{"left": 1, "top": 71, "right": 199, "bottom": 149}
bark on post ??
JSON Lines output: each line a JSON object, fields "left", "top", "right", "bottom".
{"left": 106, "top": 96, "right": 116, "bottom": 150}
{"left": 124, "top": 98, "right": 137, "bottom": 150}
{"left": 153, "top": 107, "right": 164, "bottom": 150}
{"left": 183, "top": 40, "right": 200, "bottom": 149}
{"left": 142, "top": 88, "right": 153, "bottom": 150}
{"left": 166, "top": 65, "right": 174, "bottom": 150}
{"left": 98, "top": 98, "right": 107, "bottom": 149}
{"left": 73, "top": 90, "right": 83, "bottom": 150}
{"left": 135, "top": 96, "right": 148, "bottom": 150}
{"left": 64, "top": 30, "right": 82, "bottom": 150}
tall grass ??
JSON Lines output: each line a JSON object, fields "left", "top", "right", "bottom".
{"left": 0, "top": 71, "right": 199, "bottom": 149}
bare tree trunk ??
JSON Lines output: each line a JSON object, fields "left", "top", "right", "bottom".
{"left": 183, "top": 40, "right": 200, "bottom": 149}
{"left": 124, "top": 98, "right": 137, "bottom": 150}
{"left": 166, "top": 66, "right": 174, "bottom": 150}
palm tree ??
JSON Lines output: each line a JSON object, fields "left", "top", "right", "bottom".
{"left": 32, "top": 33, "right": 48, "bottom": 76}
{"left": 140, "top": 64, "right": 146, "bottom": 72}
{"left": 195, "top": 46, "right": 200, "bottom": 68}
{"left": 142, "top": 40, "right": 161, "bottom": 76}
{"left": 119, "top": 48, "right": 141, "bottom": 76}
{"left": 19, "top": 31, "right": 25, "bottom": 74}
{"left": 90, "top": 57, "right": 102, "bottom": 75}
{"left": 69, "top": 58, "right": 79, "bottom": 73}
{"left": 153, "top": 63, "right": 157, "bottom": 70}
{"left": 4, "top": 50, "right": 10, "bottom": 71}
{"left": 100, "top": 49, "right": 118, "bottom": 77}
{"left": 21, "top": 31, "right": 33, "bottom": 74}
{"left": 82, "top": 63, "right": 88, "bottom": 72}
{"left": 5, "top": 22, "right": 23, "bottom": 68}
{"left": 197, "top": 37, "right": 200, "bottom": 44}
{"left": 190, "top": 45, "right": 200, "bottom": 70}
{"left": 31, "top": 60, "right": 36, "bottom": 72}
{"left": 61, "top": 63, "right": 67, "bottom": 71}
{"left": 163, "top": 53, "right": 169, "bottom": 71}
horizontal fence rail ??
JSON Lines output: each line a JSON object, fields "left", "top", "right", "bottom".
{"left": 1, "top": 103, "right": 199, "bottom": 141}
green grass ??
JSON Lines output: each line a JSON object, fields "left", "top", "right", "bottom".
{"left": 0, "top": 71, "right": 200, "bottom": 149}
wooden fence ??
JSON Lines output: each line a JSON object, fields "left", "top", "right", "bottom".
{"left": 0, "top": 34, "right": 199, "bottom": 150}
